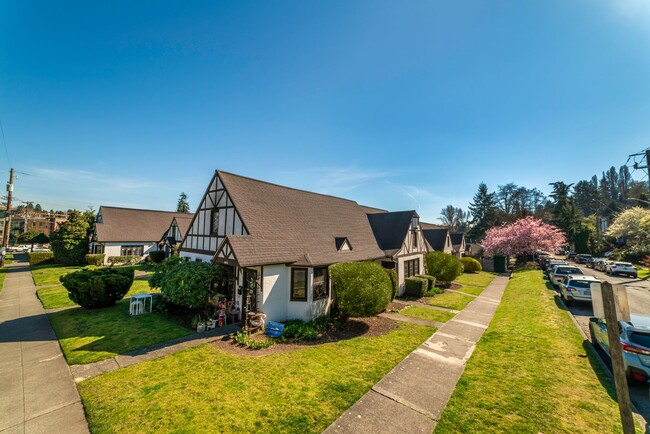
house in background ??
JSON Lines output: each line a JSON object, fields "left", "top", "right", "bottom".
{"left": 90, "top": 206, "right": 190, "bottom": 264}
{"left": 421, "top": 223, "right": 453, "bottom": 254}
{"left": 450, "top": 232, "right": 466, "bottom": 257}
{"left": 366, "top": 210, "right": 429, "bottom": 294}
{"left": 179, "top": 170, "right": 432, "bottom": 323}
{"left": 159, "top": 215, "right": 193, "bottom": 257}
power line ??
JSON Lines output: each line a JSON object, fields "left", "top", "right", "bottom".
{"left": 0, "top": 119, "right": 11, "bottom": 168}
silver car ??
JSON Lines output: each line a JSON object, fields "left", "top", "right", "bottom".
{"left": 590, "top": 314, "right": 650, "bottom": 384}
{"left": 560, "top": 275, "right": 599, "bottom": 305}
{"left": 550, "top": 265, "right": 583, "bottom": 287}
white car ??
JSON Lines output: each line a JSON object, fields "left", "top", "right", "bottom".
{"left": 606, "top": 262, "right": 638, "bottom": 278}
{"left": 560, "top": 275, "right": 600, "bottom": 305}
{"left": 550, "top": 265, "right": 583, "bottom": 287}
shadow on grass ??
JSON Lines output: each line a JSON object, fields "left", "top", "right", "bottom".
{"left": 583, "top": 340, "right": 618, "bottom": 403}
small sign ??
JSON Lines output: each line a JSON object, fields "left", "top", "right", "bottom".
{"left": 590, "top": 282, "right": 631, "bottom": 322}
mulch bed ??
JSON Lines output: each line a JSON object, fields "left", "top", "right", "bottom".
{"left": 211, "top": 316, "right": 398, "bottom": 357}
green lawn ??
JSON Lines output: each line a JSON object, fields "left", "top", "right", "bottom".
{"left": 427, "top": 291, "right": 475, "bottom": 311}
{"left": 452, "top": 285, "right": 484, "bottom": 296}
{"left": 639, "top": 268, "right": 649, "bottom": 280}
{"left": 37, "top": 276, "right": 157, "bottom": 309}
{"left": 454, "top": 271, "right": 496, "bottom": 288}
{"left": 0, "top": 267, "right": 7, "bottom": 294}
{"left": 31, "top": 263, "right": 87, "bottom": 286}
{"left": 435, "top": 268, "right": 642, "bottom": 434}
{"left": 78, "top": 322, "right": 433, "bottom": 433}
{"left": 48, "top": 299, "right": 192, "bottom": 365}
{"left": 5, "top": 253, "right": 13, "bottom": 264}
{"left": 399, "top": 306, "right": 455, "bottom": 323}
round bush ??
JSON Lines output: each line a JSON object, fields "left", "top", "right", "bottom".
{"left": 60, "top": 267, "right": 134, "bottom": 308}
{"left": 85, "top": 254, "right": 105, "bottom": 266}
{"left": 460, "top": 257, "right": 482, "bottom": 273}
{"left": 424, "top": 251, "right": 462, "bottom": 283}
{"left": 148, "top": 251, "right": 166, "bottom": 263}
{"left": 330, "top": 262, "right": 392, "bottom": 318}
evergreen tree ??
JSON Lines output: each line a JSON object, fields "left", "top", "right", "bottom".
{"left": 49, "top": 210, "right": 91, "bottom": 265}
{"left": 176, "top": 192, "right": 191, "bottom": 213}
{"left": 549, "top": 181, "right": 580, "bottom": 241}
{"left": 468, "top": 183, "right": 500, "bottom": 240}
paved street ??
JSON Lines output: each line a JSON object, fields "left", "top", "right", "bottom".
{"left": 551, "top": 260, "right": 650, "bottom": 425}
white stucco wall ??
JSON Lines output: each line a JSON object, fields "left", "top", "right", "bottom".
{"left": 101, "top": 242, "right": 159, "bottom": 265}
{"left": 396, "top": 253, "right": 425, "bottom": 296}
{"left": 179, "top": 251, "right": 214, "bottom": 263}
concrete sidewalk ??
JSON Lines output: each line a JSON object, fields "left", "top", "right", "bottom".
{"left": 324, "top": 275, "right": 510, "bottom": 434}
{"left": 0, "top": 256, "right": 88, "bottom": 434}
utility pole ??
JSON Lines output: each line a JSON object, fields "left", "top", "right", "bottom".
{"left": 2, "top": 168, "right": 14, "bottom": 249}
{"left": 630, "top": 148, "right": 650, "bottom": 190}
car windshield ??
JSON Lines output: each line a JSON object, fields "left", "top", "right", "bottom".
{"left": 615, "top": 262, "right": 633, "bottom": 267}
{"left": 556, "top": 267, "right": 582, "bottom": 275}
{"left": 569, "top": 280, "right": 593, "bottom": 289}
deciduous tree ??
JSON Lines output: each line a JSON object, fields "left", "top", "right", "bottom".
{"left": 482, "top": 216, "right": 566, "bottom": 259}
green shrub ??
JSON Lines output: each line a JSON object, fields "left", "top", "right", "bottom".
{"left": 149, "top": 256, "right": 187, "bottom": 289}
{"left": 27, "top": 252, "right": 54, "bottom": 266}
{"left": 60, "top": 267, "right": 134, "bottom": 309}
{"left": 404, "top": 277, "right": 429, "bottom": 298}
{"left": 107, "top": 255, "right": 139, "bottom": 266}
{"left": 460, "top": 257, "right": 482, "bottom": 273}
{"left": 50, "top": 210, "right": 93, "bottom": 265}
{"left": 415, "top": 274, "right": 437, "bottom": 291}
{"left": 425, "top": 251, "right": 462, "bottom": 283}
{"left": 424, "top": 287, "right": 444, "bottom": 297}
{"left": 85, "top": 254, "right": 105, "bottom": 266}
{"left": 281, "top": 319, "right": 319, "bottom": 341}
{"left": 148, "top": 251, "right": 166, "bottom": 263}
{"left": 330, "top": 262, "right": 392, "bottom": 318}
{"left": 159, "top": 261, "right": 222, "bottom": 319}
{"left": 386, "top": 269, "right": 398, "bottom": 300}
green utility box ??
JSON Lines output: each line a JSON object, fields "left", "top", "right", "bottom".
{"left": 494, "top": 255, "right": 507, "bottom": 273}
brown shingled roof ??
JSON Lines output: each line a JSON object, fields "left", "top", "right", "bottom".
{"left": 217, "top": 171, "right": 387, "bottom": 267}
{"left": 95, "top": 206, "right": 192, "bottom": 243}
{"left": 174, "top": 215, "right": 193, "bottom": 239}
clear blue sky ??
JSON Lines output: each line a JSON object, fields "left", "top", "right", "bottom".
{"left": 1, "top": 1, "right": 649, "bottom": 222}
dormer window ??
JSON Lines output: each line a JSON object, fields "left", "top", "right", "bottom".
{"left": 335, "top": 237, "right": 353, "bottom": 252}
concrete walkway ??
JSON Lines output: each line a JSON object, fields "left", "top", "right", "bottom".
{"left": 324, "top": 275, "right": 510, "bottom": 434}
{"left": 0, "top": 256, "right": 88, "bottom": 434}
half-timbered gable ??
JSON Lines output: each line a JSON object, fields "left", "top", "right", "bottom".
{"left": 180, "top": 172, "right": 248, "bottom": 261}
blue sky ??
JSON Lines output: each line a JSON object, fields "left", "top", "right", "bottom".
{"left": 1, "top": 1, "right": 649, "bottom": 222}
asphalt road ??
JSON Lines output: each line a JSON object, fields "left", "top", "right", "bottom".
{"left": 548, "top": 260, "right": 650, "bottom": 426}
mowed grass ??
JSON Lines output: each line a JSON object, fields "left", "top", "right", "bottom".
{"left": 48, "top": 299, "right": 192, "bottom": 365}
{"left": 639, "top": 268, "right": 649, "bottom": 280}
{"left": 435, "top": 268, "right": 642, "bottom": 434}
{"left": 399, "top": 306, "right": 455, "bottom": 323}
{"left": 454, "top": 271, "right": 496, "bottom": 288}
{"left": 37, "top": 277, "right": 158, "bottom": 309}
{"left": 453, "top": 285, "right": 484, "bottom": 296}
{"left": 31, "top": 263, "right": 87, "bottom": 286}
{"left": 427, "top": 291, "right": 475, "bottom": 311}
{"left": 0, "top": 267, "right": 7, "bottom": 293}
{"left": 79, "top": 322, "right": 434, "bottom": 433}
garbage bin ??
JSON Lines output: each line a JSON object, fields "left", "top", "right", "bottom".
{"left": 494, "top": 255, "right": 507, "bottom": 273}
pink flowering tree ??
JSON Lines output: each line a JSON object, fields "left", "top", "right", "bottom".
{"left": 482, "top": 216, "right": 566, "bottom": 261}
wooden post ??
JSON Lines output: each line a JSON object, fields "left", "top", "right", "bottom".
{"left": 601, "top": 281, "right": 636, "bottom": 434}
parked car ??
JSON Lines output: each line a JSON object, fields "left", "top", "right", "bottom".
{"left": 550, "top": 265, "right": 583, "bottom": 287}
{"left": 606, "top": 262, "right": 638, "bottom": 278}
{"left": 575, "top": 254, "right": 593, "bottom": 264}
{"left": 560, "top": 275, "right": 600, "bottom": 305}
{"left": 546, "top": 261, "right": 568, "bottom": 276}
{"left": 591, "top": 258, "right": 607, "bottom": 271}
{"left": 589, "top": 314, "right": 650, "bottom": 384}
{"left": 7, "top": 245, "right": 29, "bottom": 253}
{"left": 566, "top": 252, "right": 577, "bottom": 260}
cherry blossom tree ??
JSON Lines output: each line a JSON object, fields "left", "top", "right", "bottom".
{"left": 482, "top": 216, "right": 566, "bottom": 259}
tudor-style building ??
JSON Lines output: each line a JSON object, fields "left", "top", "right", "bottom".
{"left": 450, "top": 232, "right": 466, "bottom": 257}
{"left": 159, "top": 215, "right": 193, "bottom": 257}
{"left": 366, "top": 210, "right": 429, "bottom": 294}
{"left": 421, "top": 223, "right": 454, "bottom": 254}
{"left": 179, "top": 170, "right": 432, "bottom": 323}
{"left": 90, "top": 206, "right": 190, "bottom": 264}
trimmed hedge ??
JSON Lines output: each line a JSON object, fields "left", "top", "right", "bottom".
{"left": 60, "top": 267, "right": 134, "bottom": 308}
{"left": 27, "top": 252, "right": 55, "bottom": 266}
{"left": 386, "top": 269, "right": 398, "bottom": 300}
{"left": 148, "top": 251, "right": 166, "bottom": 264}
{"left": 425, "top": 251, "right": 462, "bottom": 283}
{"left": 460, "top": 257, "right": 482, "bottom": 273}
{"left": 404, "top": 276, "right": 429, "bottom": 298}
{"left": 415, "top": 274, "right": 437, "bottom": 291}
{"left": 330, "top": 262, "right": 392, "bottom": 318}
{"left": 85, "top": 254, "right": 105, "bottom": 266}
{"left": 107, "top": 255, "right": 140, "bottom": 266}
